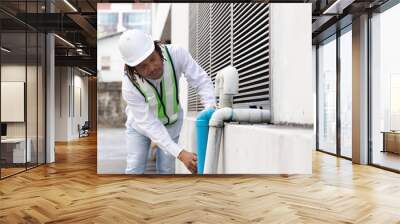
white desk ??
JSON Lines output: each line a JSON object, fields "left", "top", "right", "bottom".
{"left": 1, "top": 138, "right": 31, "bottom": 163}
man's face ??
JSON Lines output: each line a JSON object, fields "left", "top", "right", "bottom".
{"left": 134, "top": 50, "right": 164, "bottom": 80}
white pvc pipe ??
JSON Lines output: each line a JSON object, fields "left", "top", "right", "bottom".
{"left": 215, "top": 66, "right": 239, "bottom": 108}
{"left": 221, "top": 66, "right": 239, "bottom": 95}
{"left": 219, "top": 94, "right": 234, "bottom": 109}
{"left": 203, "top": 66, "right": 271, "bottom": 174}
{"left": 203, "top": 108, "right": 271, "bottom": 174}
{"left": 208, "top": 107, "right": 233, "bottom": 127}
{"left": 203, "top": 127, "right": 223, "bottom": 173}
{"left": 214, "top": 73, "right": 222, "bottom": 99}
{"left": 204, "top": 108, "right": 231, "bottom": 173}
{"left": 231, "top": 108, "right": 271, "bottom": 123}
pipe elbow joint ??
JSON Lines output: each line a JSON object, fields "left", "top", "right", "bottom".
{"left": 209, "top": 107, "right": 233, "bottom": 127}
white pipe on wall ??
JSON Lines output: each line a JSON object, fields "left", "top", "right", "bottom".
{"left": 231, "top": 109, "right": 271, "bottom": 123}
{"left": 221, "top": 66, "right": 239, "bottom": 95}
{"left": 204, "top": 126, "right": 223, "bottom": 173}
{"left": 203, "top": 65, "right": 271, "bottom": 174}
{"left": 215, "top": 66, "right": 239, "bottom": 108}
{"left": 204, "top": 108, "right": 271, "bottom": 174}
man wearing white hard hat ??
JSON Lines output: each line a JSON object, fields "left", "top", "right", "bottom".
{"left": 119, "top": 29, "right": 216, "bottom": 174}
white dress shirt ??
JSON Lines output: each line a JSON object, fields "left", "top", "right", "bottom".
{"left": 121, "top": 44, "right": 216, "bottom": 158}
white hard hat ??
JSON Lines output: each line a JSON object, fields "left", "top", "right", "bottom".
{"left": 118, "top": 29, "right": 155, "bottom": 67}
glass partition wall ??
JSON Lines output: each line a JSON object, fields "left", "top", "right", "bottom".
{"left": 0, "top": 1, "right": 46, "bottom": 179}
{"left": 316, "top": 26, "right": 353, "bottom": 159}
{"left": 316, "top": 0, "right": 400, "bottom": 173}
{"left": 370, "top": 3, "right": 400, "bottom": 171}
{"left": 317, "top": 35, "right": 337, "bottom": 155}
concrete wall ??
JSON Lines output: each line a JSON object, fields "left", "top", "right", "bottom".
{"left": 270, "top": 3, "right": 313, "bottom": 125}
{"left": 223, "top": 124, "right": 312, "bottom": 174}
{"left": 177, "top": 117, "right": 313, "bottom": 174}
{"left": 97, "top": 82, "right": 126, "bottom": 128}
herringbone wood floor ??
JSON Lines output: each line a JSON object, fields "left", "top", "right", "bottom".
{"left": 1, "top": 134, "right": 400, "bottom": 224}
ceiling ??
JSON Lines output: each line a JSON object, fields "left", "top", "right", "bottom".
{"left": 310, "top": 0, "right": 391, "bottom": 43}
{"left": 0, "top": 0, "right": 98, "bottom": 74}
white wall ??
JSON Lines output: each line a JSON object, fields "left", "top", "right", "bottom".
{"left": 1, "top": 67, "right": 25, "bottom": 123}
{"left": 54, "top": 67, "right": 89, "bottom": 141}
{"left": 1, "top": 65, "right": 40, "bottom": 138}
{"left": 71, "top": 74, "right": 89, "bottom": 138}
{"left": 151, "top": 3, "right": 171, "bottom": 40}
{"left": 171, "top": 3, "right": 189, "bottom": 115}
{"left": 97, "top": 33, "right": 125, "bottom": 83}
{"left": 171, "top": 4, "right": 188, "bottom": 49}
{"left": 55, "top": 67, "right": 68, "bottom": 141}
{"left": 270, "top": 3, "right": 313, "bottom": 125}
{"left": 1, "top": 64, "right": 47, "bottom": 164}
{"left": 1, "top": 65, "right": 26, "bottom": 81}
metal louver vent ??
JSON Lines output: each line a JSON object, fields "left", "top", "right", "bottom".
{"left": 210, "top": 3, "right": 231, "bottom": 82}
{"left": 188, "top": 3, "right": 202, "bottom": 112}
{"left": 232, "top": 3, "right": 270, "bottom": 109}
{"left": 188, "top": 3, "right": 270, "bottom": 111}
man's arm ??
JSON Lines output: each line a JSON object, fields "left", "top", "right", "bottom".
{"left": 122, "top": 76, "right": 197, "bottom": 173}
{"left": 173, "top": 45, "right": 216, "bottom": 109}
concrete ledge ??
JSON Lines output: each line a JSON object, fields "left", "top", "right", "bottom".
{"left": 177, "top": 117, "right": 313, "bottom": 174}
{"left": 222, "top": 124, "right": 312, "bottom": 174}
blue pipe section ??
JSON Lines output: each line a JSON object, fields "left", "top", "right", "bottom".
{"left": 196, "top": 108, "right": 215, "bottom": 174}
